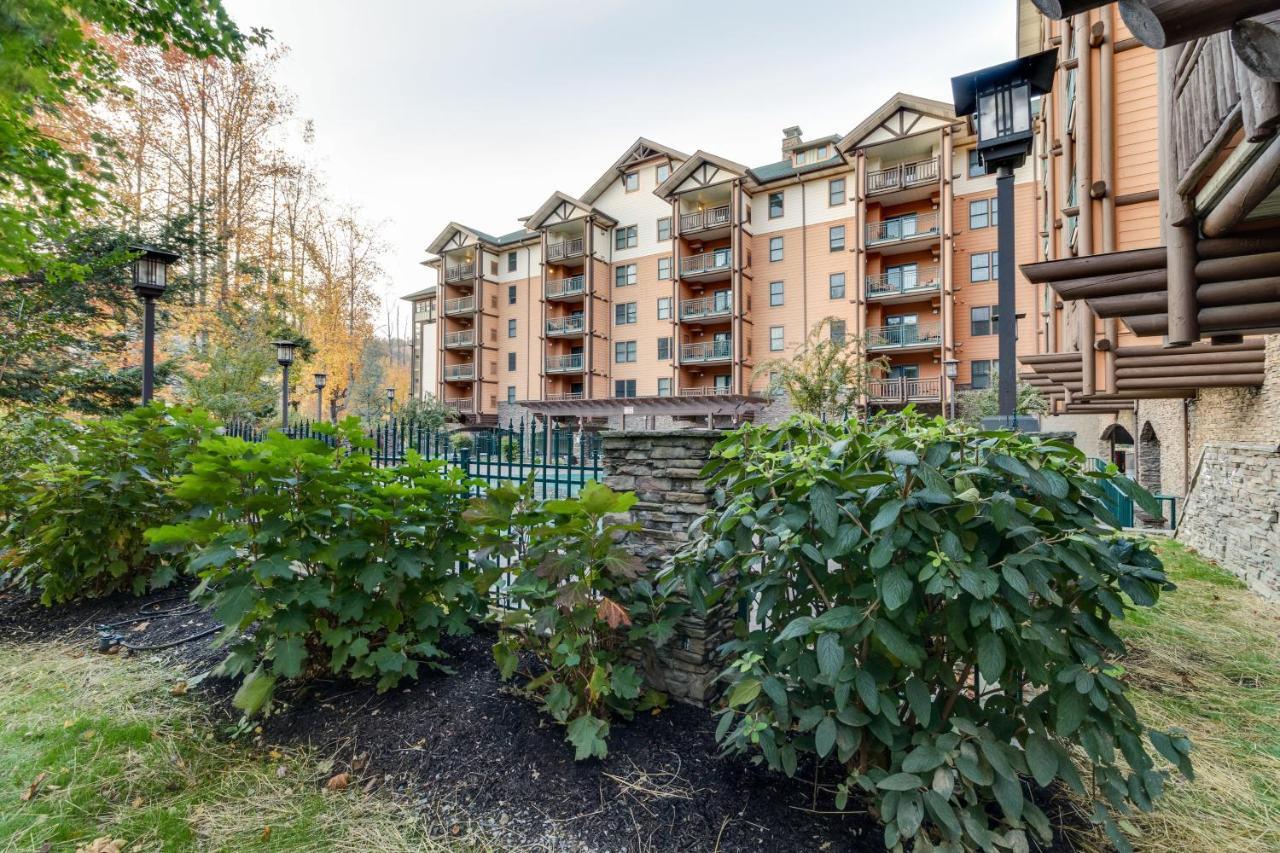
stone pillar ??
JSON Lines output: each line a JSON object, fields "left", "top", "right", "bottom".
{"left": 601, "top": 429, "right": 733, "bottom": 707}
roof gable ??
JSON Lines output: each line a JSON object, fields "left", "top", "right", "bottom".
{"left": 523, "top": 191, "right": 617, "bottom": 231}
{"left": 838, "top": 94, "right": 958, "bottom": 152}
{"left": 426, "top": 222, "right": 484, "bottom": 256}
{"left": 654, "top": 150, "right": 748, "bottom": 199}
{"left": 580, "top": 137, "right": 689, "bottom": 204}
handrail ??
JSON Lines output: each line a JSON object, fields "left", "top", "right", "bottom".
{"left": 443, "top": 295, "right": 477, "bottom": 314}
{"left": 443, "top": 330, "right": 476, "bottom": 347}
{"left": 545, "top": 275, "right": 586, "bottom": 299}
{"left": 443, "top": 397, "right": 474, "bottom": 411}
{"left": 865, "top": 322, "right": 942, "bottom": 348}
{"left": 546, "top": 237, "right": 585, "bottom": 262}
{"left": 680, "top": 248, "right": 732, "bottom": 276}
{"left": 679, "top": 204, "right": 732, "bottom": 234}
{"left": 444, "top": 262, "right": 475, "bottom": 282}
{"left": 865, "top": 265, "right": 942, "bottom": 297}
{"left": 545, "top": 315, "right": 585, "bottom": 335}
{"left": 545, "top": 391, "right": 585, "bottom": 401}
{"left": 443, "top": 363, "right": 475, "bottom": 381}
{"left": 866, "top": 158, "right": 940, "bottom": 194}
{"left": 680, "top": 339, "right": 732, "bottom": 362}
{"left": 868, "top": 376, "right": 942, "bottom": 400}
{"left": 545, "top": 353, "right": 585, "bottom": 372}
{"left": 679, "top": 293, "right": 732, "bottom": 320}
{"left": 866, "top": 212, "right": 940, "bottom": 244}
{"left": 679, "top": 385, "right": 733, "bottom": 396}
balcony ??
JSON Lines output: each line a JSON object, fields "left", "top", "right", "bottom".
{"left": 545, "top": 353, "right": 585, "bottom": 374}
{"left": 679, "top": 204, "right": 732, "bottom": 235}
{"left": 545, "top": 275, "right": 586, "bottom": 300}
{"left": 444, "top": 363, "right": 476, "bottom": 381}
{"left": 545, "top": 391, "right": 585, "bottom": 401}
{"left": 546, "top": 238, "right": 585, "bottom": 263}
{"left": 679, "top": 248, "right": 732, "bottom": 279}
{"left": 865, "top": 213, "right": 940, "bottom": 251}
{"left": 679, "top": 294, "right": 732, "bottom": 324}
{"left": 443, "top": 295, "right": 477, "bottom": 316}
{"left": 680, "top": 338, "right": 732, "bottom": 364}
{"left": 866, "top": 265, "right": 942, "bottom": 302}
{"left": 866, "top": 158, "right": 940, "bottom": 196}
{"left": 444, "top": 329, "right": 476, "bottom": 349}
{"left": 680, "top": 385, "right": 733, "bottom": 397}
{"left": 866, "top": 322, "right": 942, "bottom": 351}
{"left": 867, "top": 377, "right": 942, "bottom": 404}
{"left": 444, "top": 396, "right": 475, "bottom": 413}
{"left": 545, "top": 315, "right": 586, "bottom": 337}
{"left": 444, "top": 261, "right": 475, "bottom": 283}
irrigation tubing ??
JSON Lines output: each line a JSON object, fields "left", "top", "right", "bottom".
{"left": 95, "top": 596, "right": 222, "bottom": 654}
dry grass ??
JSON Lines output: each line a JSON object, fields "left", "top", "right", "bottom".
{"left": 0, "top": 643, "right": 500, "bottom": 852}
{"left": 1071, "top": 539, "right": 1280, "bottom": 853}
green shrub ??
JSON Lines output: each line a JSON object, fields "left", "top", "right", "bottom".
{"left": 2, "top": 405, "right": 216, "bottom": 604}
{"left": 468, "top": 480, "right": 681, "bottom": 760}
{"left": 148, "top": 419, "right": 489, "bottom": 716}
{"left": 449, "top": 431, "right": 474, "bottom": 451}
{"left": 0, "top": 412, "right": 79, "bottom": 523}
{"left": 679, "top": 412, "right": 1190, "bottom": 853}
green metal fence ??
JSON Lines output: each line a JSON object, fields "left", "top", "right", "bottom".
{"left": 1089, "top": 458, "right": 1177, "bottom": 530}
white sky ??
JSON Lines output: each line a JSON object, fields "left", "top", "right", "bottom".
{"left": 223, "top": 0, "right": 1018, "bottom": 328}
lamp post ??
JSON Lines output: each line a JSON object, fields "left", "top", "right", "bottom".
{"left": 385, "top": 386, "right": 396, "bottom": 418}
{"left": 128, "top": 245, "right": 180, "bottom": 405}
{"left": 313, "top": 372, "right": 327, "bottom": 422}
{"left": 952, "top": 51, "right": 1056, "bottom": 425}
{"left": 943, "top": 359, "right": 960, "bottom": 421}
{"left": 273, "top": 340, "right": 297, "bottom": 429}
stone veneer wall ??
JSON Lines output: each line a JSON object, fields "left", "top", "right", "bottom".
{"left": 601, "top": 430, "right": 732, "bottom": 707}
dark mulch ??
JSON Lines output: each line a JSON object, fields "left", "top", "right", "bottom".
{"left": 0, "top": 584, "right": 1088, "bottom": 852}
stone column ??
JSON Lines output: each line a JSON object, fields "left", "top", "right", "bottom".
{"left": 601, "top": 429, "right": 733, "bottom": 707}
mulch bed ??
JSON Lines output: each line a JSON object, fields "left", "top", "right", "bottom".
{"left": 0, "top": 584, "right": 1087, "bottom": 852}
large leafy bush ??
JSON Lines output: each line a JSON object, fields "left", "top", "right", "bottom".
{"left": 149, "top": 420, "right": 488, "bottom": 715}
{"left": 680, "top": 412, "right": 1190, "bottom": 852}
{"left": 469, "top": 480, "right": 680, "bottom": 760}
{"left": 2, "top": 405, "right": 216, "bottom": 604}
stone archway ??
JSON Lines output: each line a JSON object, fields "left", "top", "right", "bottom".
{"left": 1101, "top": 423, "right": 1135, "bottom": 474}
{"left": 1138, "top": 421, "right": 1161, "bottom": 494}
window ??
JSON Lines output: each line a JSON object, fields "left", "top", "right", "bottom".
{"left": 768, "top": 191, "right": 784, "bottom": 219}
{"left": 769, "top": 236, "right": 784, "bottom": 262}
{"left": 769, "top": 326, "right": 785, "bottom": 351}
{"left": 615, "top": 264, "right": 637, "bottom": 287}
{"left": 656, "top": 163, "right": 671, "bottom": 183}
{"left": 968, "top": 149, "right": 985, "bottom": 178}
{"left": 830, "top": 320, "right": 846, "bottom": 344}
{"left": 971, "top": 359, "right": 997, "bottom": 389}
{"left": 657, "top": 256, "right": 672, "bottom": 280}
{"left": 657, "top": 216, "right": 672, "bottom": 241}
{"left": 829, "top": 224, "right": 846, "bottom": 252}
{"left": 507, "top": 352, "right": 516, "bottom": 371}
{"left": 769, "top": 281, "right": 784, "bottom": 306}
{"left": 507, "top": 251, "right": 517, "bottom": 272}
{"left": 657, "top": 336, "right": 672, "bottom": 360}
{"left": 829, "top": 272, "right": 846, "bottom": 299}
{"left": 508, "top": 284, "right": 517, "bottom": 304}
{"left": 829, "top": 178, "right": 846, "bottom": 206}
{"left": 657, "top": 297, "right": 672, "bottom": 320}
{"left": 615, "top": 225, "right": 637, "bottom": 250}
{"left": 970, "top": 251, "right": 999, "bottom": 282}
{"left": 970, "top": 305, "right": 999, "bottom": 336}
{"left": 615, "top": 341, "right": 637, "bottom": 363}
{"left": 657, "top": 377, "right": 672, "bottom": 397}
{"left": 969, "top": 197, "right": 998, "bottom": 229}
{"left": 615, "top": 379, "right": 637, "bottom": 397}
{"left": 794, "top": 145, "right": 828, "bottom": 166}
{"left": 507, "top": 319, "right": 517, "bottom": 338}
{"left": 507, "top": 386, "right": 516, "bottom": 404}
{"left": 615, "top": 301, "right": 637, "bottom": 325}
{"left": 623, "top": 171, "right": 639, "bottom": 192}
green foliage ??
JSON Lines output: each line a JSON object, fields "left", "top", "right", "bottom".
{"left": 468, "top": 480, "right": 682, "bottom": 760}
{"left": 754, "top": 317, "right": 887, "bottom": 419}
{"left": 680, "top": 412, "right": 1190, "bottom": 852}
{"left": 449, "top": 431, "right": 474, "bottom": 451}
{"left": 1, "top": 405, "right": 216, "bottom": 604}
{"left": 149, "top": 419, "right": 488, "bottom": 716}
{"left": 956, "top": 380, "right": 1048, "bottom": 425}
{"left": 396, "top": 394, "right": 456, "bottom": 430}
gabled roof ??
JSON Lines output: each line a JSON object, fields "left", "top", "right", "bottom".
{"left": 837, "top": 93, "right": 959, "bottom": 152}
{"left": 425, "top": 222, "right": 537, "bottom": 256}
{"left": 523, "top": 190, "right": 617, "bottom": 231}
{"left": 400, "top": 285, "right": 437, "bottom": 302}
{"left": 654, "top": 150, "right": 749, "bottom": 199}
{"left": 580, "top": 137, "right": 689, "bottom": 204}
{"left": 748, "top": 152, "right": 848, "bottom": 185}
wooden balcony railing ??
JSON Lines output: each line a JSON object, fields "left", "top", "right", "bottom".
{"left": 443, "top": 329, "right": 476, "bottom": 348}
{"left": 679, "top": 385, "right": 733, "bottom": 396}
{"left": 545, "top": 315, "right": 585, "bottom": 336}
{"left": 679, "top": 294, "right": 732, "bottom": 321}
{"left": 866, "top": 213, "right": 940, "bottom": 245}
{"left": 443, "top": 295, "right": 477, "bottom": 315}
{"left": 545, "top": 353, "right": 585, "bottom": 373}
{"left": 444, "top": 397, "right": 475, "bottom": 412}
{"left": 865, "top": 322, "right": 942, "bottom": 349}
{"left": 679, "top": 204, "right": 732, "bottom": 234}
{"left": 868, "top": 377, "right": 943, "bottom": 403}
{"left": 545, "top": 275, "right": 586, "bottom": 299}
{"left": 444, "top": 363, "right": 476, "bottom": 381}
{"left": 866, "top": 157, "right": 940, "bottom": 195}
{"left": 679, "top": 248, "right": 732, "bottom": 277}
{"left": 444, "top": 262, "right": 475, "bottom": 282}
{"left": 546, "top": 238, "right": 585, "bottom": 263}
{"left": 866, "top": 265, "right": 942, "bottom": 298}
{"left": 680, "top": 339, "right": 732, "bottom": 363}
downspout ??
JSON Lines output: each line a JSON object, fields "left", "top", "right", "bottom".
{"left": 1074, "top": 12, "right": 1097, "bottom": 397}
{"left": 940, "top": 126, "right": 955, "bottom": 413}
{"left": 855, "top": 151, "right": 868, "bottom": 402}
{"left": 800, "top": 178, "right": 808, "bottom": 339}
{"left": 526, "top": 244, "right": 535, "bottom": 402}
{"left": 1099, "top": 11, "right": 1119, "bottom": 393}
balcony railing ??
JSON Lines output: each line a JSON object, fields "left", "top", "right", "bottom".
{"left": 679, "top": 385, "right": 733, "bottom": 396}
{"left": 546, "top": 238, "right": 585, "bottom": 263}
{"left": 545, "top": 275, "right": 586, "bottom": 299}
{"left": 867, "top": 377, "right": 942, "bottom": 403}
{"left": 444, "top": 397, "right": 475, "bottom": 412}
{"left": 444, "top": 262, "right": 475, "bottom": 282}
{"left": 443, "top": 329, "right": 476, "bottom": 348}
{"left": 679, "top": 204, "right": 732, "bottom": 235}
{"left": 866, "top": 158, "right": 940, "bottom": 195}
{"left": 866, "top": 265, "right": 942, "bottom": 298}
{"left": 679, "top": 294, "right": 732, "bottom": 322}
{"left": 865, "top": 322, "right": 942, "bottom": 349}
{"left": 680, "top": 339, "right": 732, "bottom": 363}
{"left": 444, "top": 363, "right": 476, "bottom": 381}
{"left": 545, "top": 353, "right": 585, "bottom": 373}
{"left": 680, "top": 248, "right": 732, "bottom": 277}
{"left": 443, "top": 295, "right": 477, "bottom": 315}
{"left": 866, "top": 213, "right": 940, "bottom": 245}
{"left": 545, "top": 315, "right": 586, "bottom": 336}
{"left": 545, "top": 391, "right": 585, "bottom": 401}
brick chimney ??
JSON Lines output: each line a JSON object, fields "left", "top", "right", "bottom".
{"left": 781, "top": 126, "right": 804, "bottom": 159}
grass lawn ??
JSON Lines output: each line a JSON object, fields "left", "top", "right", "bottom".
{"left": 0, "top": 644, "right": 491, "bottom": 852}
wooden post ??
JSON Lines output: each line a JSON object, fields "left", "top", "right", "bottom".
{"left": 1159, "top": 45, "right": 1200, "bottom": 346}
{"left": 1232, "top": 15, "right": 1280, "bottom": 82}
{"left": 1120, "top": 0, "right": 1280, "bottom": 49}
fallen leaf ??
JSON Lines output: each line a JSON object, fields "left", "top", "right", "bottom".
{"left": 596, "top": 597, "right": 632, "bottom": 629}
{"left": 20, "top": 771, "right": 48, "bottom": 802}
{"left": 76, "top": 839, "right": 123, "bottom": 853}
{"left": 131, "top": 621, "right": 150, "bottom": 632}
{"left": 62, "top": 720, "right": 74, "bottom": 729}
{"left": 82, "top": 729, "right": 96, "bottom": 741}
{"left": 268, "top": 749, "right": 282, "bottom": 760}
{"left": 276, "top": 765, "right": 287, "bottom": 778}
{"left": 351, "top": 752, "right": 369, "bottom": 772}
{"left": 260, "top": 826, "right": 272, "bottom": 842}
{"left": 325, "top": 772, "right": 350, "bottom": 791}
{"left": 170, "top": 681, "right": 188, "bottom": 696}
{"left": 362, "top": 776, "right": 378, "bottom": 794}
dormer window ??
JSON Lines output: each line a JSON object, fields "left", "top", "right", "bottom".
{"left": 793, "top": 145, "right": 829, "bottom": 166}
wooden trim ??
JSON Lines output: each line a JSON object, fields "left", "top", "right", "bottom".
{"left": 1116, "top": 189, "right": 1160, "bottom": 206}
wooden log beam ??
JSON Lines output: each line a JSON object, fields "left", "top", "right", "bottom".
{"left": 1119, "top": 0, "right": 1280, "bottom": 49}
{"left": 1202, "top": 135, "right": 1280, "bottom": 238}
{"left": 1086, "top": 291, "right": 1169, "bottom": 318}
{"left": 1125, "top": 303, "right": 1280, "bottom": 336}
{"left": 1117, "top": 363, "right": 1265, "bottom": 378}
{"left": 1197, "top": 276, "right": 1280, "bottom": 306}
{"left": 1232, "top": 13, "right": 1280, "bottom": 81}
{"left": 1054, "top": 268, "right": 1167, "bottom": 299}
{"left": 1116, "top": 339, "right": 1265, "bottom": 357}
{"left": 1199, "top": 234, "right": 1280, "bottom": 258}
{"left": 1031, "top": 0, "right": 1113, "bottom": 18}
{"left": 1022, "top": 247, "right": 1166, "bottom": 283}
{"left": 1115, "top": 351, "right": 1264, "bottom": 368}
{"left": 1118, "top": 374, "right": 1266, "bottom": 389}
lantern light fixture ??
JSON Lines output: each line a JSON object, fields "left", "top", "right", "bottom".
{"left": 950, "top": 50, "right": 1056, "bottom": 173}
{"left": 273, "top": 339, "right": 297, "bottom": 367}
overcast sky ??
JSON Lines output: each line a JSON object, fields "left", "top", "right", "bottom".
{"left": 223, "top": 0, "right": 1018, "bottom": 327}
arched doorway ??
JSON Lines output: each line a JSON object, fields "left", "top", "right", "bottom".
{"left": 1100, "top": 423, "right": 1134, "bottom": 475}
{"left": 1138, "top": 422, "right": 1161, "bottom": 494}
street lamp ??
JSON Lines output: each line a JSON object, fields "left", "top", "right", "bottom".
{"left": 385, "top": 387, "right": 396, "bottom": 417}
{"left": 952, "top": 50, "right": 1056, "bottom": 424}
{"left": 273, "top": 340, "right": 297, "bottom": 429}
{"left": 943, "top": 359, "right": 960, "bottom": 421}
{"left": 128, "top": 245, "right": 180, "bottom": 405}
{"left": 313, "top": 372, "right": 327, "bottom": 422}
